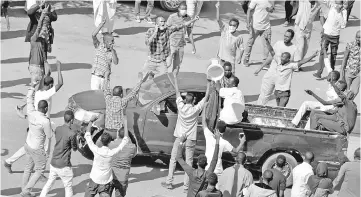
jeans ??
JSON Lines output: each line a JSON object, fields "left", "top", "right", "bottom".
{"left": 134, "top": 0, "right": 154, "bottom": 17}
{"left": 291, "top": 101, "right": 335, "bottom": 127}
{"left": 285, "top": 1, "right": 293, "bottom": 22}
{"left": 244, "top": 27, "right": 272, "bottom": 63}
{"left": 167, "top": 46, "right": 184, "bottom": 72}
{"left": 22, "top": 143, "right": 47, "bottom": 194}
{"left": 165, "top": 137, "right": 196, "bottom": 189}
{"left": 85, "top": 179, "right": 113, "bottom": 197}
{"left": 294, "top": 25, "right": 311, "bottom": 61}
{"left": 345, "top": 70, "right": 360, "bottom": 98}
{"left": 274, "top": 90, "right": 291, "bottom": 107}
{"left": 317, "top": 34, "right": 340, "bottom": 75}
{"left": 111, "top": 167, "right": 130, "bottom": 197}
{"left": 257, "top": 72, "right": 276, "bottom": 105}
{"left": 347, "top": 1, "right": 354, "bottom": 21}
{"left": 6, "top": 146, "right": 26, "bottom": 164}
{"left": 310, "top": 111, "right": 346, "bottom": 134}
{"left": 91, "top": 75, "right": 105, "bottom": 90}
{"left": 142, "top": 59, "right": 167, "bottom": 78}
{"left": 39, "top": 165, "right": 74, "bottom": 197}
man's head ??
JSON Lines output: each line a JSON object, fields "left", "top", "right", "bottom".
{"left": 118, "top": 127, "right": 125, "bottom": 139}
{"left": 276, "top": 154, "right": 286, "bottom": 168}
{"left": 336, "top": 80, "right": 347, "bottom": 92}
{"left": 197, "top": 154, "right": 208, "bottom": 169}
{"left": 304, "top": 151, "right": 315, "bottom": 163}
{"left": 64, "top": 110, "right": 74, "bottom": 125}
{"left": 284, "top": 29, "right": 295, "bottom": 44}
{"left": 262, "top": 170, "right": 273, "bottom": 184}
{"left": 156, "top": 16, "right": 167, "bottom": 31}
{"left": 207, "top": 173, "right": 218, "bottom": 186}
{"left": 354, "top": 148, "right": 360, "bottom": 160}
{"left": 356, "top": 30, "right": 360, "bottom": 46}
{"left": 223, "top": 62, "right": 233, "bottom": 78}
{"left": 228, "top": 18, "right": 239, "bottom": 33}
{"left": 185, "top": 93, "right": 195, "bottom": 104}
{"left": 216, "top": 120, "right": 227, "bottom": 134}
{"left": 229, "top": 76, "right": 239, "bottom": 88}
{"left": 113, "top": 86, "right": 123, "bottom": 97}
{"left": 334, "top": 0, "right": 343, "bottom": 12}
{"left": 103, "top": 32, "right": 115, "bottom": 50}
{"left": 43, "top": 76, "right": 54, "bottom": 90}
{"left": 235, "top": 152, "right": 247, "bottom": 165}
{"left": 100, "top": 132, "right": 113, "bottom": 147}
{"left": 280, "top": 52, "right": 291, "bottom": 65}
{"left": 327, "top": 71, "right": 340, "bottom": 83}
{"left": 37, "top": 100, "right": 48, "bottom": 114}
{"left": 178, "top": 2, "right": 187, "bottom": 16}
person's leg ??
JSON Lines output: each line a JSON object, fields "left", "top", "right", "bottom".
{"left": 257, "top": 74, "right": 275, "bottom": 105}
{"left": 349, "top": 73, "right": 360, "bottom": 97}
{"left": 329, "top": 36, "right": 339, "bottom": 70}
{"left": 134, "top": 0, "right": 141, "bottom": 22}
{"left": 278, "top": 94, "right": 290, "bottom": 107}
{"left": 294, "top": 26, "right": 305, "bottom": 61}
{"left": 243, "top": 27, "right": 258, "bottom": 65}
{"left": 39, "top": 165, "right": 59, "bottom": 197}
{"left": 58, "top": 166, "right": 74, "bottom": 197}
{"left": 2, "top": 3, "right": 10, "bottom": 30}
{"left": 144, "top": 0, "right": 154, "bottom": 23}
{"left": 183, "top": 139, "right": 196, "bottom": 191}
{"left": 315, "top": 35, "right": 330, "bottom": 77}
{"left": 241, "top": 1, "right": 249, "bottom": 14}
{"left": 5, "top": 146, "right": 26, "bottom": 166}
{"left": 274, "top": 90, "right": 281, "bottom": 107}
{"left": 291, "top": 101, "right": 324, "bottom": 126}
{"left": 317, "top": 118, "right": 344, "bottom": 134}
{"left": 22, "top": 147, "right": 47, "bottom": 194}
{"left": 114, "top": 180, "right": 128, "bottom": 197}
{"left": 21, "top": 150, "right": 34, "bottom": 190}
{"left": 98, "top": 182, "right": 113, "bottom": 197}
{"left": 284, "top": 1, "right": 293, "bottom": 25}
{"left": 172, "top": 46, "right": 184, "bottom": 72}
{"left": 345, "top": 70, "right": 354, "bottom": 90}
{"left": 261, "top": 28, "right": 272, "bottom": 61}
{"left": 164, "top": 138, "right": 181, "bottom": 188}
{"left": 167, "top": 46, "right": 176, "bottom": 71}
{"left": 84, "top": 179, "right": 98, "bottom": 197}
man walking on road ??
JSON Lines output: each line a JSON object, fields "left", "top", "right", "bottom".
{"left": 134, "top": 0, "right": 154, "bottom": 23}
{"left": 216, "top": 1, "right": 244, "bottom": 74}
{"left": 161, "top": 70, "right": 210, "bottom": 192}
{"left": 291, "top": 151, "right": 314, "bottom": 197}
{"left": 20, "top": 81, "right": 53, "bottom": 197}
{"left": 243, "top": 0, "right": 274, "bottom": 66}
{"left": 91, "top": 19, "right": 119, "bottom": 90}
{"left": 39, "top": 110, "right": 78, "bottom": 197}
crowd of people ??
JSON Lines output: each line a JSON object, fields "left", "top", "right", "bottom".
{"left": 1, "top": 0, "right": 360, "bottom": 197}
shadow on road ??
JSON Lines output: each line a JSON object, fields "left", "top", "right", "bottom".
{"left": 1, "top": 149, "right": 9, "bottom": 156}
{"left": 114, "top": 26, "right": 149, "bottom": 36}
{"left": 49, "top": 63, "right": 92, "bottom": 72}
{"left": 1, "top": 30, "right": 26, "bottom": 40}
{"left": 1, "top": 78, "right": 30, "bottom": 89}
{"left": 1, "top": 92, "right": 25, "bottom": 99}
{"left": 1, "top": 56, "right": 55, "bottom": 64}
{"left": 0, "top": 187, "right": 41, "bottom": 196}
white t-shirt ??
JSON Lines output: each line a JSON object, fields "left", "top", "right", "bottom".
{"left": 268, "top": 41, "right": 298, "bottom": 74}
{"left": 34, "top": 87, "right": 56, "bottom": 118}
{"left": 219, "top": 87, "right": 245, "bottom": 125}
{"left": 291, "top": 162, "right": 314, "bottom": 197}
{"left": 274, "top": 57, "right": 299, "bottom": 91}
{"left": 249, "top": 0, "right": 272, "bottom": 30}
{"left": 203, "top": 127, "right": 233, "bottom": 175}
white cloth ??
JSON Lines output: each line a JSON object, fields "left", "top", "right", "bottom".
{"left": 91, "top": 75, "right": 105, "bottom": 90}
{"left": 268, "top": 41, "right": 298, "bottom": 73}
{"left": 26, "top": 0, "right": 37, "bottom": 10}
{"left": 323, "top": 4, "right": 347, "bottom": 36}
{"left": 249, "top": 0, "right": 272, "bottom": 30}
{"left": 291, "top": 101, "right": 335, "bottom": 126}
{"left": 85, "top": 132, "right": 129, "bottom": 184}
{"left": 39, "top": 165, "right": 74, "bottom": 197}
{"left": 35, "top": 87, "right": 56, "bottom": 118}
{"left": 219, "top": 87, "right": 245, "bottom": 125}
{"left": 274, "top": 57, "right": 299, "bottom": 91}
{"left": 291, "top": 162, "right": 314, "bottom": 197}
{"left": 93, "top": 0, "right": 117, "bottom": 33}
{"left": 295, "top": 0, "right": 312, "bottom": 30}
{"left": 203, "top": 127, "right": 233, "bottom": 175}
{"left": 173, "top": 96, "right": 206, "bottom": 140}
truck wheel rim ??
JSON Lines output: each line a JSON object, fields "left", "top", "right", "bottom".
{"left": 164, "top": 0, "right": 181, "bottom": 9}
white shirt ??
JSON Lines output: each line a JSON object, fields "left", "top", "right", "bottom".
{"left": 35, "top": 87, "right": 56, "bottom": 118}
{"left": 85, "top": 132, "right": 129, "bottom": 184}
{"left": 268, "top": 41, "right": 298, "bottom": 74}
{"left": 219, "top": 87, "right": 245, "bottom": 125}
{"left": 291, "top": 162, "right": 314, "bottom": 197}
{"left": 323, "top": 4, "right": 347, "bottom": 36}
{"left": 26, "top": 88, "right": 52, "bottom": 150}
{"left": 295, "top": 0, "right": 312, "bottom": 30}
{"left": 274, "top": 57, "right": 299, "bottom": 91}
{"left": 173, "top": 97, "right": 206, "bottom": 140}
{"left": 203, "top": 127, "right": 233, "bottom": 175}
{"left": 249, "top": 0, "right": 272, "bottom": 30}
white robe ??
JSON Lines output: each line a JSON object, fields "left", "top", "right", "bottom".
{"left": 93, "top": 0, "right": 117, "bottom": 33}
{"left": 26, "top": 0, "right": 37, "bottom": 10}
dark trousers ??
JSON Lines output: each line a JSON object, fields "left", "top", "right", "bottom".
{"left": 111, "top": 167, "right": 130, "bottom": 197}
{"left": 241, "top": 1, "right": 250, "bottom": 14}
{"left": 285, "top": 1, "right": 293, "bottom": 22}
{"left": 309, "top": 110, "right": 345, "bottom": 134}
{"left": 318, "top": 34, "right": 340, "bottom": 74}
{"left": 274, "top": 90, "right": 291, "bottom": 107}
{"left": 347, "top": 1, "right": 355, "bottom": 21}
{"left": 84, "top": 179, "right": 113, "bottom": 197}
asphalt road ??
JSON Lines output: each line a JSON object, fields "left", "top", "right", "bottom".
{"left": 1, "top": 1, "right": 360, "bottom": 197}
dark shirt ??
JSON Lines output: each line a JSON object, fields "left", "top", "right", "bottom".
{"left": 50, "top": 124, "right": 78, "bottom": 168}
{"left": 336, "top": 98, "right": 358, "bottom": 134}
{"left": 196, "top": 187, "right": 223, "bottom": 197}
{"left": 176, "top": 141, "right": 220, "bottom": 197}
{"left": 29, "top": 38, "right": 46, "bottom": 65}
{"left": 269, "top": 169, "right": 286, "bottom": 197}
{"left": 109, "top": 139, "right": 136, "bottom": 169}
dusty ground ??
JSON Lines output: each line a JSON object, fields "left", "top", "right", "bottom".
{"left": 1, "top": 1, "right": 360, "bottom": 197}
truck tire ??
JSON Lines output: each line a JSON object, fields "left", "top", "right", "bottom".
{"left": 159, "top": 0, "right": 181, "bottom": 12}
{"left": 261, "top": 152, "right": 298, "bottom": 187}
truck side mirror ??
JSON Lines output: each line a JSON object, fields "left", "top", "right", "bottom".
{"left": 151, "top": 104, "right": 161, "bottom": 116}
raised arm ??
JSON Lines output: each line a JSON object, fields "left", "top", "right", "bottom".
{"left": 230, "top": 135, "right": 246, "bottom": 157}
{"left": 92, "top": 19, "right": 106, "bottom": 48}
{"left": 30, "top": 7, "right": 47, "bottom": 42}
{"left": 173, "top": 71, "right": 181, "bottom": 99}
{"left": 341, "top": 45, "right": 351, "bottom": 80}
{"left": 264, "top": 38, "right": 275, "bottom": 57}
{"left": 27, "top": 4, "right": 40, "bottom": 16}
{"left": 122, "top": 72, "right": 150, "bottom": 103}
{"left": 246, "top": 1, "right": 255, "bottom": 31}
{"left": 215, "top": 1, "right": 224, "bottom": 30}
{"left": 103, "top": 71, "right": 112, "bottom": 101}
{"left": 207, "top": 130, "right": 220, "bottom": 173}
{"left": 54, "top": 60, "right": 63, "bottom": 92}
{"left": 297, "top": 51, "right": 319, "bottom": 68}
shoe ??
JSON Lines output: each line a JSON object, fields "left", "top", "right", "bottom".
{"left": 20, "top": 192, "right": 35, "bottom": 197}
{"left": 313, "top": 73, "right": 322, "bottom": 79}
{"left": 135, "top": 15, "right": 141, "bottom": 23}
{"left": 3, "top": 161, "right": 12, "bottom": 173}
{"left": 161, "top": 182, "right": 173, "bottom": 189}
{"left": 39, "top": 174, "right": 48, "bottom": 182}
{"left": 145, "top": 17, "right": 154, "bottom": 24}
{"left": 283, "top": 21, "right": 289, "bottom": 27}
{"left": 15, "top": 105, "right": 26, "bottom": 119}
{"left": 183, "top": 188, "right": 188, "bottom": 193}
{"left": 243, "top": 60, "right": 250, "bottom": 67}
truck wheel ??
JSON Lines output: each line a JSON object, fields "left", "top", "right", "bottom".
{"left": 159, "top": 0, "right": 181, "bottom": 12}
{"left": 261, "top": 152, "right": 298, "bottom": 187}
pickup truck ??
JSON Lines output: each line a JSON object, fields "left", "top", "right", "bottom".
{"left": 67, "top": 72, "right": 358, "bottom": 185}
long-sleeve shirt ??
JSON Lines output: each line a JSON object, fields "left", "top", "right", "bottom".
{"left": 85, "top": 132, "right": 129, "bottom": 184}
{"left": 145, "top": 28, "right": 171, "bottom": 62}
{"left": 332, "top": 161, "right": 360, "bottom": 197}
{"left": 176, "top": 140, "right": 219, "bottom": 197}
{"left": 323, "top": 1, "right": 347, "bottom": 36}
{"left": 104, "top": 80, "right": 142, "bottom": 130}
{"left": 26, "top": 87, "right": 52, "bottom": 150}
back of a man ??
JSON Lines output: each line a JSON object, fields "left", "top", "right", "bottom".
{"left": 291, "top": 162, "right": 314, "bottom": 197}
{"left": 218, "top": 164, "right": 253, "bottom": 197}
{"left": 269, "top": 169, "right": 286, "bottom": 197}
{"left": 50, "top": 124, "right": 77, "bottom": 168}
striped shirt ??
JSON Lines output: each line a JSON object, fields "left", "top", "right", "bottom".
{"left": 166, "top": 13, "right": 192, "bottom": 47}
{"left": 92, "top": 43, "right": 113, "bottom": 77}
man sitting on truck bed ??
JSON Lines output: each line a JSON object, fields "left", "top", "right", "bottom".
{"left": 306, "top": 81, "right": 358, "bottom": 135}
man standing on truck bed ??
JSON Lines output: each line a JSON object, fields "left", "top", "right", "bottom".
{"left": 162, "top": 70, "right": 211, "bottom": 192}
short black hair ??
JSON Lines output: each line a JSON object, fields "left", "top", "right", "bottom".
{"left": 330, "top": 70, "right": 340, "bottom": 81}
{"left": 223, "top": 62, "right": 232, "bottom": 69}
{"left": 282, "top": 52, "right": 291, "bottom": 59}
{"left": 286, "top": 29, "right": 295, "bottom": 38}
{"left": 208, "top": 173, "right": 218, "bottom": 186}
{"left": 113, "top": 86, "right": 123, "bottom": 96}
{"left": 229, "top": 18, "right": 240, "bottom": 27}
{"left": 197, "top": 155, "right": 208, "bottom": 169}
{"left": 101, "top": 132, "right": 113, "bottom": 147}
{"left": 64, "top": 110, "right": 74, "bottom": 123}
{"left": 233, "top": 76, "right": 240, "bottom": 87}
{"left": 38, "top": 100, "right": 48, "bottom": 111}
{"left": 217, "top": 120, "right": 227, "bottom": 133}
{"left": 44, "top": 76, "right": 54, "bottom": 86}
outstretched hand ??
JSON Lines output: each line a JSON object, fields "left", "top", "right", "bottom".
{"left": 305, "top": 89, "right": 313, "bottom": 96}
